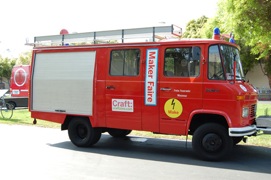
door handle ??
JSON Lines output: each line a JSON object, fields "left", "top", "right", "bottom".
{"left": 160, "top": 87, "right": 171, "bottom": 91}
{"left": 106, "top": 85, "right": 115, "bottom": 90}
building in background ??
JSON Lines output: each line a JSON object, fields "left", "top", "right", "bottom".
{"left": 246, "top": 63, "right": 270, "bottom": 100}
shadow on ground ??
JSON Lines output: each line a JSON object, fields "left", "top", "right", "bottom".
{"left": 48, "top": 134, "right": 271, "bottom": 174}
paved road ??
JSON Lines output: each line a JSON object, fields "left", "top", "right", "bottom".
{"left": 0, "top": 124, "right": 270, "bottom": 180}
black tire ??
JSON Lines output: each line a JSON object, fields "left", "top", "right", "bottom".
{"left": 1, "top": 103, "right": 13, "bottom": 119}
{"left": 192, "top": 123, "right": 233, "bottom": 161}
{"left": 68, "top": 117, "right": 101, "bottom": 147}
{"left": 232, "top": 136, "right": 244, "bottom": 145}
{"left": 108, "top": 128, "right": 132, "bottom": 138}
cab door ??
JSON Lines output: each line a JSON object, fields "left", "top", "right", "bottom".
{"left": 105, "top": 49, "right": 142, "bottom": 130}
{"left": 159, "top": 46, "right": 203, "bottom": 135}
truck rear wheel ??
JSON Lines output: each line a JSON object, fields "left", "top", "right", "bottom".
{"left": 108, "top": 128, "right": 132, "bottom": 137}
{"left": 68, "top": 117, "right": 101, "bottom": 147}
{"left": 192, "top": 123, "right": 233, "bottom": 161}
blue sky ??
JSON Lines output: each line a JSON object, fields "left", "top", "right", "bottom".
{"left": 0, "top": 0, "right": 218, "bottom": 57}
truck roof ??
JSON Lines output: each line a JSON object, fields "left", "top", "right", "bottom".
{"left": 30, "top": 25, "right": 238, "bottom": 50}
{"left": 33, "top": 39, "right": 237, "bottom": 51}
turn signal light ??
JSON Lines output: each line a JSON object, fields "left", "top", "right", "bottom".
{"left": 236, "top": 95, "right": 245, "bottom": 101}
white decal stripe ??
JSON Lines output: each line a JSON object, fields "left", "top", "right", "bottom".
{"left": 145, "top": 49, "right": 158, "bottom": 106}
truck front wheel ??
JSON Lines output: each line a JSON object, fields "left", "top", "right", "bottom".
{"left": 68, "top": 117, "right": 101, "bottom": 147}
{"left": 192, "top": 123, "right": 233, "bottom": 161}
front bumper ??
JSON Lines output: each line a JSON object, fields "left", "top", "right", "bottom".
{"left": 229, "top": 116, "right": 271, "bottom": 137}
{"left": 229, "top": 125, "right": 257, "bottom": 137}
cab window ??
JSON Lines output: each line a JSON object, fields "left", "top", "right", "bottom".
{"left": 164, "top": 47, "right": 200, "bottom": 77}
{"left": 208, "top": 45, "right": 224, "bottom": 80}
{"left": 110, "top": 49, "right": 140, "bottom": 76}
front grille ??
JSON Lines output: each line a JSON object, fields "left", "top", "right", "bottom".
{"left": 250, "top": 104, "right": 256, "bottom": 117}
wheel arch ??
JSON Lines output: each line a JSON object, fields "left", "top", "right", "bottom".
{"left": 67, "top": 116, "right": 101, "bottom": 147}
{"left": 61, "top": 115, "right": 91, "bottom": 130}
{"left": 187, "top": 110, "right": 232, "bottom": 135}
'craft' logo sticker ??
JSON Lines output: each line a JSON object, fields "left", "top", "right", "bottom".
{"left": 164, "top": 98, "right": 183, "bottom": 118}
{"left": 112, "top": 99, "right": 134, "bottom": 112}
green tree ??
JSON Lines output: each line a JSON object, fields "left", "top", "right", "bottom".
{"left": 16, "top": 51, "right": 32, "bottom": 65}
{"left": 183, "top": 15, "right": 257, "bottom": 75}
{"left": 183, "top": 16, "right": 208, "bottom": 38}
{"left": 215, "top": 0, "right": 271, "bottom": 86}
{"left": 0, "top": 56, "right": 16, "bottom": 87}
{"left": 200, "top": 0, "right": 261, "bottom": 76}
{"left": 238, "top": 40, "right": 258, "bottom": 75}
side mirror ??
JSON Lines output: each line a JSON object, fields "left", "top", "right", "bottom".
{"left": 192, "top": 46, "right": 201, "bottom": 61}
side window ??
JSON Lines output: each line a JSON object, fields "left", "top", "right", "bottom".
{"left": 110, "top": 49, "right": 140, "bottom": 76}
{"left": 208, "top": 45, "right": 224, "bottom": 80}
{"left": 164, "top": 47, "right": 200, "bottom": 77}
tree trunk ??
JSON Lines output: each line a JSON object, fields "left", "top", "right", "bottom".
{"left": 268, "top": 75, "right": 271, "bottom": 89}
{"left": 263, "top": 55, "right": 271, "bottom": 88}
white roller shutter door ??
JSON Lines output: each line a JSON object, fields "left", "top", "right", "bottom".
{"left": 32, "top": 51, "right": 96, "bottom": 115}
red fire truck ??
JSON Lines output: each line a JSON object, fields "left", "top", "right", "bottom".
{"left": 5, "top": 65, "right": 30, "bottom": 109}
{"left": 29, "top": 25, "right": 264, "bottom": 161}
{"left": 10, "top": 65, "right": 30, "bottom": 97}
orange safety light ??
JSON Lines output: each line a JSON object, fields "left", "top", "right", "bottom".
{"left": 236, "top": 95, "right": 245, "bottom": 101}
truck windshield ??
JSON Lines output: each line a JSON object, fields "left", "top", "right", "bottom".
{"left": 208, "top": 44, "right": 245, "bottom": 81}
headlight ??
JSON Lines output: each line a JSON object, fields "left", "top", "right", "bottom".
{"left": 242, "top": 107, "right": 249, "bottom": 118}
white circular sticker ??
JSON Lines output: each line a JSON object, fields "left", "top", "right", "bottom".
{"left": 14, "top": 68, "right": 27, "bottom": 87}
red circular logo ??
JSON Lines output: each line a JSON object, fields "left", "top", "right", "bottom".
{"left": 14, "top": 68, "right": 27, "bottom": 87}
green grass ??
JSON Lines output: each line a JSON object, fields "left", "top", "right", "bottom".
{"left": 0, "top": 103, "right": 270, "bottom": 147}
{"left": 0, "top": 108, "right": 60, "bottom": 128}
{"left": 256, "top": 103, "right": 271, "bottom": 117}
